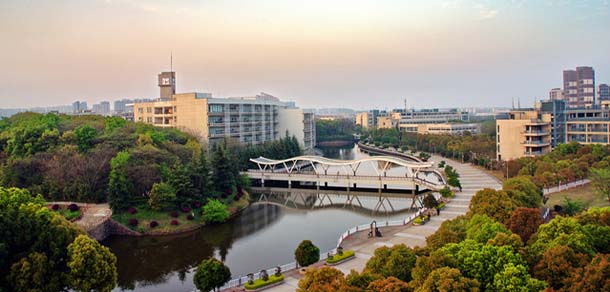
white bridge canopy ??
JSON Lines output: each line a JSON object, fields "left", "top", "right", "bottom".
{"left": 249, "top": 155, "right": 446, "bottom": 186}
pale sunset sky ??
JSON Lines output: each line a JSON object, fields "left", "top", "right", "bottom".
{"left": 0, "top": 0, "right": 609, "bottom": 109}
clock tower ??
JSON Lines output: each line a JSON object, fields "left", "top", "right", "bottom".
{"left": 158, "top": 71, "right": 176, "bottom": 100}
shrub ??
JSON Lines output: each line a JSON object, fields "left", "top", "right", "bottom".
{"left": 128, "top": 218, "right": 138, "bottom": 227}
{"left": 187, "top": 214, "right": 194, "bottom": 220}
{"left": 294, "top": 240, "right": 320, "bottom": 267}
{"left": 202, "top": 199, "right": 230, "bottom": 224}
{"left": 148, "top": 182, "right": 176, "bottom": 211}
{"left": 180, "top": 206, "right": 191, "bottom": 213}
{"left": 51, "top": 204, "right": 60, "bottom": 211}
{"left": 149, "top": 221, "right": 159, "bottom": 228}
{"left": 413, "top": 217, "right": 423, "bottom": 225}
{"left": 170, "top": 211, "right": 179, "bottom": 218}
{"left": 127, "top": 207, "right": 137, "bottom": 214}
{"left": 327, "top": 250, "right": 355, "bottom": 264}
{"left": 439, "top": 187, "right": 453, "bottom": 198}
{"left": 170, "top": 220, "right": 179, "bottom": 225}
{"left": 68, "top": 203, "right": 79, "bottom": 212}
{"left": 244, "top": 274, "right": 284, "bottom": 290}
{"left": 193, "top": 201, "right": 202, "bottom": 208}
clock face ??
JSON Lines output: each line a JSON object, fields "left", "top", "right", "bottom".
{"left": 162, "top": 77, "right": 170, "bottom": 85}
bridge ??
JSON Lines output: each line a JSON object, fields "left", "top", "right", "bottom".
{"left": 242, "top": 155, "right": 448, "bottom": 211}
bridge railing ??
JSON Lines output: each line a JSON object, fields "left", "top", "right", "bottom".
{"left": 245, "top": 170, "right": 446, "bottom": 187}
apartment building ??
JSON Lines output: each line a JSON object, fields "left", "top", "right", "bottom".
{"left": 563, "top": 66, "right": 595, "bottom": 108}
{"left": 549, "top": 88, "right": 564, "bottom": 101}
{"left": 133, "top": 72, "right": 315, "bottom": 153}
{"left": 565, "top": 101, "right": 610, "bottom": 145}
{"left": 355, "top": 110, "right": 382, "bottom": 129}
{"left": 400, "top": 109, "right": 469, "bottom": 124}
{"left": 400, "top": 123, "right": 481, "bottom": 135}
{"left": 496, "top": 110, "right": 552, "bottom": 161}
{"left": 599, "top": 84, "right": 610, "bottom": 103}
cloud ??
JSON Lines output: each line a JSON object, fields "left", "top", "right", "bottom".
{"left": 102, "top": 0, "right": 161, "bottom": 13}
{"left": 479, "top": 7, "right": 498, "bottom": 19}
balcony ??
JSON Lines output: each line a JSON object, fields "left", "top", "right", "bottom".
{"left": 521, "top": 130, "right": 550, "bottom": 136}
{"left": 524, "top": 150, "right": 545, "bottom": 156}
{"left": 522, "top": 140, "right": 550, "bottom": 146}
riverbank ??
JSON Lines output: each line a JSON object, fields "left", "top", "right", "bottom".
{"left": 111, "top": 192, "right": 251, "bottom": 236}
{"left": 316, "top": 140, "right": 356, "bottom": 147}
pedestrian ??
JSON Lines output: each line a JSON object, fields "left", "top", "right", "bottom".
{"left": 436, "top": 207, "right": 440, "bottom": 216}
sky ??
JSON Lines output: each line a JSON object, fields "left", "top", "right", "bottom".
{"left": 0, "top": 0, "right": 609, "bottom": 110}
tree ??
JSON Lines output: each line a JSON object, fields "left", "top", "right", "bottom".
{"left": 423, "top": 193, "right": 439, "bottom": 209}
{"left": 564, "top": 254, "right": 610, "bottom": 292}
{"left": 533, "top": 245, "right": 589, "bottom": 290}
{"left": 108, "top": 151, "right": 132, "bottom": 211}
{"left": 465, "top": 214, "right": 511, "bottom": 244}
{"left": 425, "top": 216, "right": 467, "bottom": 251}
{"left": 468, "top": 189, "right": 516, "bottom": 224}
{"left": 0, "top": 187, "right": 117, "bottom": 292}
{"left": 411, "top": 251, "right": 452, "bottom": 288}
{"left": 503, "top": 176, "right": 542, "bottom": 208}
{"left": 297, "top": 266, "right": 347, "bottom": 292}
{"left": 67, "top": 235, "right": 118, "bottom": 292}
{"left": 202, "top": 199, "right": 230, "bottom": 224}
{"left": 193, "top": 258, "right": 231, "bottom": 292}
{"left": 561, "top": 197, "right": 586, "bottom": 216}
{"left": 507, "top": 207, "right": 543, "bottom": 244}
{"left": 367, "top": 277, "right": 411, "bottom": 292}
{"left": 528, "top": 216, "right": 595, "bottom": 264}
{"left": 491, "top": 263, "right": 547, "bottom": 292}
{"left": 191, "top": 147, "right": 212, "bottom": 198}
{"left": 295, "top": 240, "right": 320, "bottom": 267}
{"left": 346, "top": 270, "right": 381, "bottom": 290}
{"left": 166, "top": 161, "right": 196, "bottom": 202}
{"left": 148, "top": 182, "right": 176, "bottom": 211}
{"left": 365, "top": 244, "right": 417, "bottom": 282}
{"left": 74, "top": 125, "right": 97, "bottom": 152}
{"left": 212, "top": 143, "right": 236, "bottom": 193}
{"left": 589, "top": 167, "right": 610, "bottom": 201}
{"left": 416, "top": 267, "right": 480, "bottom": 292}
{"left": 440, "top": 240, "right": 526, "bottom": 290}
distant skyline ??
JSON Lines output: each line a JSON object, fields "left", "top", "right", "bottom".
{"left": 1, "top": 0, "right": 609, "bottom": 110}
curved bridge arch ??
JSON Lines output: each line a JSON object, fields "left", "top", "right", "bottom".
{"left": 249, "top": 155, "right": 446, "bottom": 186}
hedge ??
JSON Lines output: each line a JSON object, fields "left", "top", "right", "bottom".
{"left": 326, "top": 250, "right": 355, "bottom": 264}
{"left": 244, "top": 274, "right": 284, "bottom": 290}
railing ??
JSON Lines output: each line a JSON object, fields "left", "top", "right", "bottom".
{"left": 543, "top": 179, "right": 590, "bottom": 195}
{"left": 206, "top": 208, "right": 425, "bottom": 292}
{"left": 247, "top": 170, "right": 445, "bottom": 186}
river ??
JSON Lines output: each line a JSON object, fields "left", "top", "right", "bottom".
{"left": 103, "top": 144, "right": 418, "bottom": 291}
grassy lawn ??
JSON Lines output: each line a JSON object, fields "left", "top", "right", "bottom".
{"left": 112, "top": 192, "right": 250, "bottom": 234}
{"left": 546, "top": 184, "right": 610, "bottom": 209}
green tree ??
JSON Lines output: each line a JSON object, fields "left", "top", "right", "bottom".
{"left": 425, "top": 216, "right": 467, "bottom": 251}
{"left": 423, "top": 193, "right": 439, "bottom": 209}
{"left": 468, "top": 189, "right": 516, "bottom": 224}
{"left": 148, "top": 182, "right": 176, "bottom": 211}
{"left": 104, "top": 116, "right": 127, "bottom": 133}
{"left": 503, "top": 176, "right": 542, "bottom": 208}
{"left": 108, "top": 151, "right": 132, "bottom": 211}
{"left": 166, "top": 161, "right": 196, "bottom": 202}
{"left": 528, "top": 216, "right": 595, "bottom": 264}
{"left": 295, "top": 240, "right": 320, "bottom": 267}
{"left": 491, "top": 263, "right": 547, "bottom": 292}
{"left": 416, "top": 267, "right": 480, "bottom": 292}
{"left": 589, "top": 167, "right": 610, "bottom": 201}
{"left": 212, "top": 143, "right": 236, "bottom": 193}
{"left": 346, "top": 270, "right": 382, "bottom": 290}
{"left": 561, "top": 197, "right": 586, "bottom": 216}
{"left": 191, "top": 148, "right": 212, "bottom": 198}
{"left": 365, "top": 244, "right": 417, "bottom": 282}
{"left": 193, "top": 258, "right": 231, "bottom": 292}
{"left": 74, "top": 125, "right": 97, "bottom": 152}
{"left": 67, "top": 234, "right": 118, "bottom": 292}
{"left": 465, "top": 214, "right": 511, "bottom": 244}
{"left": 8, "top": 252, "right": 57, "bottom": 292}
{"left": 202, "top": 199, "right": 230, "bottom": 224}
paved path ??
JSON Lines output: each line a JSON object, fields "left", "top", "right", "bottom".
{"left": 224, "top": 155, "right": 502, "bottom": 292}
{"left": 47, "top": 201, "right": 112, "bottom": 232}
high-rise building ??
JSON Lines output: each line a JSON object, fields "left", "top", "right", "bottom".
{"left": 496, "top": 109, "right": 552, "bottom": 161}
{"left": 114, "top": 99, "right": 133, "bottom": 113}
{"left": 563, "top": 66, "right": 595, "bottom": 108}
{"left": 72, "top": 101, "right": 88, "bottom": 113}
{"left": 599, "top": 84, "right": 610, "bottom": 102}
{"left": 549, "top": 88, "right": 564, "bottom": 101}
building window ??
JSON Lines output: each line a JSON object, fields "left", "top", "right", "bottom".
{"left": 209, "top": 104, "right": 223, "bottom": 113}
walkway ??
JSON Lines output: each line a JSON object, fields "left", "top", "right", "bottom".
{"left": 47, "top": 201, "right": 112, "bottom": 236}
{"left": 230, "top": 155, "right": 501, "bottom": 292}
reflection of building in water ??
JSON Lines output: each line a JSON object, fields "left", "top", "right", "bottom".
{"left": 234, "top": 204, "right": 283, "bottom": 236}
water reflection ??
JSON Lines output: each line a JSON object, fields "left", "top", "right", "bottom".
{"left": 104, "top": 143, "right": 418, "bottom": 291}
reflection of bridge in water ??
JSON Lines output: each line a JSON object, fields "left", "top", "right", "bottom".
{"left": 251, "top": 186, "right": 427, "bottom": 214}
{"left": 243, "top": 156, "right": 448, "bottom": 213}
